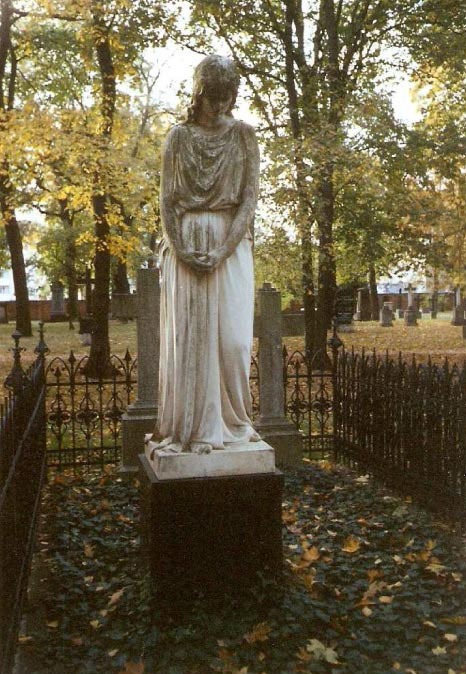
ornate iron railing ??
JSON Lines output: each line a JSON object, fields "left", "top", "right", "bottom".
{"left": 0, "top": 329, "right": 47, "bottom": 674}
{"left": 45, "top": 350, "right": 137, "bottom": 471}
{"left": 282, "top": 347, "right": 335, "bottom": 458}
{"left": 334, "top": 349, "right": 466, "bottom": 526}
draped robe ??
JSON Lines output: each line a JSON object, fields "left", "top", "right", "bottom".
{"left": 157, "top": 119, "right": 260, "bottom": 449}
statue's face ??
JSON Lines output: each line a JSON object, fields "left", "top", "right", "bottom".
{"left": 199, "top": 87, "right": 233, "bottom": 121}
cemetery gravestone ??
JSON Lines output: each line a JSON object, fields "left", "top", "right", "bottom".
{"left": 355, "top": 287, "right": 371, "bottom": 321}
{"left": 50, "top": 281, "right": 67, "bottom": 322}
{"left": 380, "top": 302, "right": 393, "bottom": 327}
{"left": 139, "top": 56, "right": 283, "bottom": 599}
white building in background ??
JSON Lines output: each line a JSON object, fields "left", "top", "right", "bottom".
{"left": 0, "top": 245, "right": 49, "bottom": 301}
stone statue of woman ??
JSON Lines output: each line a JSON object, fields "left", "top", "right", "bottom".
{"left": 151, "top": 55, "right": 261, "bottom": 456}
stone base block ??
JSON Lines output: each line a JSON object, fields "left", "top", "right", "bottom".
{"left": 255, "top": 418, "right": 302, "bottom": 466}
{"left": 138, "top": 454, "right": 283, "bottom": 599}
{"left": 145, "top": 439, "right": 275, "bottom": 480}
{"left": 119, "top": 405, "right": 157, "bottom": 476}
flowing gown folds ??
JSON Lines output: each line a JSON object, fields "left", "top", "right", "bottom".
{"left": 157, "top": 120, "right": 260, "bottom": 449}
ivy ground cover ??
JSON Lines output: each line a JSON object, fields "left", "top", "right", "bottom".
{"left": 17, "top": 462, "right": 466, "bottom": 674}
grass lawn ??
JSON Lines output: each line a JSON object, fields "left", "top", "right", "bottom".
{"left": 0, "top": 313, "right": 464, "bottom": 384}
{"left": 16, "top": 463, "right": 466, "bottom": 674}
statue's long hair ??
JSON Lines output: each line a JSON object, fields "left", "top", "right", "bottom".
{"left": 185, "top": 55, "right": 240, "bottom": 124}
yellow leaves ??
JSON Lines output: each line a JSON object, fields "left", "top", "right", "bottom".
{"left": 354, "top": 474, "right": 370, "bottom": 484}
{"left": 432, "top": 645, "right": 447, "bottom": 655}
{"left": 317, "top": 459, "right": 334, "bottom": 471}
{"left": 244, "top": 622, "right": 272, "bottom": 644}
{"left": 425, "top": 560, "right": 447, "bottom": 576}
{"left": 362, "top": 607, "right": 373, "bottom": 617}
{"left": 367, "top": 569, "right": 384, "bottom": 583}
{"left": 108, "top": 648, "right": 119, "bottom": 657}
{"left": 90, "top": 619, "right": 101, "bottom": 630}
{"left": 84, "top": 543, "right": 94, "bottom": 558}
{"left": 18, "top": 635, "right": 33, "bottom": 643}
{"left": 444, "top": 633, "right": 458, "bottom": 642}
{"left": 282, "top": 509, "right": 296, "bottom": 524}
{"left": 342, "top": 535, "right": 360, "bottom": 554}
{"left": 46, "top": 620, "right": 58, "bottom": 628}
{"left": 109, "top": 588, "right": 125, "bottom": 606}
{"left": 298, "top": 545, "right": 320, "bottom": 568}
{"left": 306, "top": 639, "right": 340, "bottom": 665}
{"left": 356, "top": 579, "right": 388, "bottom": 608}
{"left": 441, "top": 616, "right": 466, "bottom": 625}
{"left": 300, "top": 568, "right": 318, "bottom": 593}
{"left": 379, "top": 595, "right": 394, "bottom": 604}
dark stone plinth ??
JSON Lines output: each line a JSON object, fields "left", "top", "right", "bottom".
{"left": 138, "top": 454, "right": 283, "bottom": 600}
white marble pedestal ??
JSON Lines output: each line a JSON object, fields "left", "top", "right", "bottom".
{"left": 144, "top": 437, "right": 276, "bottom": 480}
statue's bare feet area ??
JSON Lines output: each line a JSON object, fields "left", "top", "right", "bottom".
{"left": 149, "top": 437, "right": 182, "bottom": 459}
{"left": 190, "top": 442, "right": 213, "bottom": 454}
{"left": 249, "top": 430, "right": 261, "bottom": 442}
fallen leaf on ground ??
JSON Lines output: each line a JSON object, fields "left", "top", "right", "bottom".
{"left": 300, "top": 546, "right": 320, "bottom": 565}
{"left": 444, "top": 633, "right": 458, "bottom": 642}
{"left": 441, "top": 616, "right": 466, "bottom": 625}
{"left": 109, "top": 588, "right": 125, "bottom": 605}
{"left": 379, "top": 596, "right": 393, "bottom": 604}
{"left": 432, "top": 646, "right": 447, "bottom": 655}
{"left": 306, "top": 639, "right": 339, "bottom": 664}
{"left": 342, "top": 536, "right": 360, "bottom": 553}
{"left": 46, "top": 621, "right": 58, "bottom": 628}
{"left": 84, "top": 543, "right": 94, "bottom": 558}
{"left": 244, "top": 622, "right": 272, "bottom": 644}
{"left": 367, "top": 569, "right": 384, "bottom": 582}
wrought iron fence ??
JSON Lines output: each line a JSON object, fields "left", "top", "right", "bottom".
{"left": 334, "top": 349, "right": 466, "bottom": 526}
{"left": 45, "top": 350, "right": 137, "bottom": 471}
{"left": 0, "top": 330, "right": 47, "bottom": 674}
{"left": 282, "top": 346, "right": 335, "bottom": 458}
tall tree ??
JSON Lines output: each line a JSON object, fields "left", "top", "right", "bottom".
{"left": 182, "top": 0, "right": 461, "bottom": 359}
{"left": 0, "top": 0, "right": 32, "bottom": 335}
{"left": 26, "top": 0, "right": 170, "bottom": 375}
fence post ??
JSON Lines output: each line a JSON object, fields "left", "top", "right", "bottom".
{"left": 120, "top": 260, "right": 160, "bottom": 476}
{"left": 254, "top": 282, "right": 302, "bottom": 466}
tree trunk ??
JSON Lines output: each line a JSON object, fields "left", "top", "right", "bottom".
{"left": 83, "top": 8, "right": 116, "bottom": 378}
{"left": 2, "top": 196, "right": 32, "bottom": 336}
{"left": 316, "top": 165, "right": 337, "bottom": 332}
{"left": 282, "top": 0, "right": 317, "bottom": 361}
{"left": 368, "top": 263, "right": 379, "bottom": 320}
{"left": 0, "top": 0, "right": 31, "bottom": 336}
{"left": 86, "top": 191, "right": 112, "bottom": 375}
{"left": 59, "top": 198, "right": 79, "bottom": 328}
{"left": 113, "top": 259, "right": 130, "bottom": 294}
